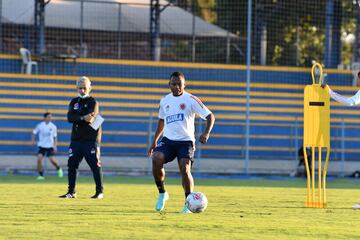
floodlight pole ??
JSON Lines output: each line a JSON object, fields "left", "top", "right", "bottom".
{"left": 150, "top": 0, "right": 161, "bottom": 61}
{"left": 80, "top": 0, "right": 84, "bottom": 56}
{"left": 324, "top": 0, "right": 342, "bottom": 68}
{"left": 34, "top": 0, "right": 50, "bottom": 55}
{"left": 244, "top": 0, "right": 252, "bottom": 175}
{"left": 0, "top": 0, "right": 2, "bottom": 52}
{"left": 191, "top": 1, "right": 196, "bottom": 62}
{"left": 354, "top": 2, "right": 360, "bottom": 62}
{"left": 150, "top": 0, "right": 172, "bottom": 61}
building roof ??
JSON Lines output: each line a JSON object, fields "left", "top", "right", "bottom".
{"left": 2, "top": 0, "right": 236, "bottom": 38}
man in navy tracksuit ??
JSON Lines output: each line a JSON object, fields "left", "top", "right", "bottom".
{"left": 59, "top": 76, "right": 103, "bottom": 199}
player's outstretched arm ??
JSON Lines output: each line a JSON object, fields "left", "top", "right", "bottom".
{"left": 199, "top": 113, "right": 215, "bottom": 144}
{"left": 148, "top": 119, "right": 164, "bottom": 156}
{"left": 326, "top": 85, "right": 360, "bottom": 106}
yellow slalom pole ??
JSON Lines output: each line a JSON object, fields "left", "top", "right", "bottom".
{"left": 311, "top": 146, "right": 315, "bottom": 208}
{"left": 318, "top": 146, "right": 322, "bottom": 208}
{"left": 303, "top": 146, "right": 311, "bottom": 207}
{"left": 322, "top": 147, "right": 330, "bottom": 208}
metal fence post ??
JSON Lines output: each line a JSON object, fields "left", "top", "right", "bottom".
{"left": 244, "top": 0, "right": 252, "bottom": 175}
{"left": 226, "top": 31, "right": 230, "bottom": 64}
{"left": 0, "top": 0, "right": 2, "bottom": 52}
{"left": 147, "top": 112, "right": 154, "bottom": 175}
{"left": 294, "top": 116, "right": 299, "bottom": 170}
{"left": 191, "top": 1, "right": 196, "bottom": 62}
{"left": 80, "top": 0, "right": 84, "bottom": 57}
{"left": 117, "top": 3, "right": 122, "bottom": 59}
{"left": 340, "top": 120, "right": 345, "bottom": 177}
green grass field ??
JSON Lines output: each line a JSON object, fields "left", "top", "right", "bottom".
{"left": 0, "top": 175, "right": 359, "bottom": 240}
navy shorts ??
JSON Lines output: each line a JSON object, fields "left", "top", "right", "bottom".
{"left": 38, "top": 147, "right": 55, "bottom": 157}
{"left": 154, "top": 137, "right": 195, "bottom": 164}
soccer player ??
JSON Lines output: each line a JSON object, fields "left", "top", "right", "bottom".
{"left": 324, "top": 71, "right": 360, "bottom": 209}
{"left": 59, "top": 76, "right": 104, "bottom": 199}
{"left": 148, "top": 72, "right": 215, "bottom": 213}
{"left": 32, "top": 112, "right": 63, "bottom": 180}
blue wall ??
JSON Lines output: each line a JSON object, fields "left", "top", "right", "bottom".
{"left": 0, "top": 56, "right": 358, "bottom": 162}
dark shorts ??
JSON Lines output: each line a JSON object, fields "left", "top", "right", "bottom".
{"left": 154, "top": 137, "right": 195, "bottom": 164}
{"left": 38, "top": 147, "right": 55, "bottom": 157}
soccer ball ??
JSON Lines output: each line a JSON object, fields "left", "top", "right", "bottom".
{"left": 185, "top": 192, "right": 208, "bottom": 213}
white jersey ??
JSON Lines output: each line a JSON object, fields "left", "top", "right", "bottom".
{"left": 158, "top": 91, "right": 212, "bottom": 142}
{"left": 33, "top": 121, "right": 57, "bottom": 148}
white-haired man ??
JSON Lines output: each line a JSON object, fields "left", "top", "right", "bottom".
{"left": 59, "top": 76, "right": 103, "bottom": 199}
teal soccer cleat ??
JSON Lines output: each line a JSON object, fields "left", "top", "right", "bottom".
{"left": 180, "top": 205, "right": 192, "bottom": 214}
{"left": 155, "top": 192, "right": 169, "bottom": 212}
{"left": 36, "top": 176, "right": 45, "bottom": 180}
{"left": 57, "top": 168, "right": 63, "bottom": 178}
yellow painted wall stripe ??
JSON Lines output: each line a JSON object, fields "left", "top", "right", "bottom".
{"left": 1, "top": 113, "right": 360, "bottom": 127}
{"left": 10, "top": 104, "right": 355, "bottom": 116}
{"left": 0, "top": 81, "right": 306, "bottom": 99}
{"left": 0, "top": 81, "right": 299, "bottom": 98}
{"left": 0, "top": 54, "right": 20, "bottom": 59}
{"left": 0, "top": 114, "right": 152, "bottom": 123}
{"left": 0, "top": 98, "right": 270, "bottom": 112}
{"left": 0, "top": 107, "right": 154, "bottom": 117}
{"left": 0, "top": 96, "right": 306, "bottom": 109}
{"left": 0, "top": 99, "right": 302, "bottom": 113}
{"left": 1, "top": 85, "right": 358, "bottom": 107}
{"left": 1, "top": 80, "right": 353, "bottom": 101}
{"left": 0, "top": 127, "right": 146, "bottom": 136}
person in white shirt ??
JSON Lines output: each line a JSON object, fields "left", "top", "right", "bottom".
{"left": 325, "top": 71, "right": 360, "bottom": 210}
{"left": 31, "top": 112, "right": 63, "bottom": 180}
{"left": 148, "top": 72, "right": 215, "bottom": 213}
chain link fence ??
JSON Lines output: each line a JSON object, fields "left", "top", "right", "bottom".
{"left": 0, "top": 0, "right": 360, "bottom": 175}
{"left": 0, "top": 0, "right": 358, "bottom": 66}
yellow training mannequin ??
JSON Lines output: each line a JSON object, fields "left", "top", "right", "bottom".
{"left": 303, "top": 63, "right": 330, "bottom": 208}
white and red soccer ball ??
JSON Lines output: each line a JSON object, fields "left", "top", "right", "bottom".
{"left": 185, "top": 192, "right": 208, "bottom": 213}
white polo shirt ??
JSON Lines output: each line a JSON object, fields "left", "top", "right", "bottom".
{"left": 158, "top": 91, "right": 212, "bottom": 142}
{"left": 33, "top": 121, "right": 57, "bottom": 148}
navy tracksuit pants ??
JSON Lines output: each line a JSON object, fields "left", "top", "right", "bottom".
{"left": 68, "top": 141, "right": 103, "bottom": 193}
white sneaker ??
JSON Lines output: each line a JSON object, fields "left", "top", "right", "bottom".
{"left": 91, "top": 192, "right": 104, "bottom": 199}
{"left": 352, "top": 204, "right": 360, "bottom": 209}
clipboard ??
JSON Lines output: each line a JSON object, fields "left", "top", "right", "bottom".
{"left": 90, "top": 115, "right": 104, "bottom": 130}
